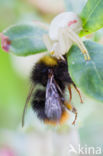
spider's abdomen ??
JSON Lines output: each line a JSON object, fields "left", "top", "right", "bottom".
{"left": 49, "top": 12, "right": 82, "bottom": 41}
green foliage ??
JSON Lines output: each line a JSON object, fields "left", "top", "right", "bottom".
{"left": 64, "top": 0, "right": 87, "bottom": 13}
{"left": 80, "top": 0, "right": 103, "bottom": 36}
{"left": 67, "top": 40, "right": 103, "bottom": 102}
{"left": 3, "top": 23, "right": 47, "bottom": 56}
{"left": 1, "top": 0, "right": 103, "bottom": 104}
{"left": 0, "top": 46, "right": 27, "bottom": 128}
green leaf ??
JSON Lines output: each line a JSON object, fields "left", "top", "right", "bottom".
{"left": 2, "top": 23, "right": 47, "bottom": 56}
{"left": 80, "top": 0, "right": 103, "bottom": 36}
{"left": 67, "top": 40, "right": 103, "bottom": 102}
{"left": 64, "top": 0, "right": 87, "bottom": 13}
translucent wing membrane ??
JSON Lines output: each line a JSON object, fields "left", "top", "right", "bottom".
{"left": 45, "top": 70, "right": 62, "bottom": 121}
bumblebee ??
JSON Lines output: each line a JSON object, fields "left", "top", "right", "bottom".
{"left": 22, "top": 55, "right": 83, "bottom": 127}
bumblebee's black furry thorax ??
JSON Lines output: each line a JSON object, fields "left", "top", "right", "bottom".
{"left": 31, "top": 56, "right": 73, "bottom": 90}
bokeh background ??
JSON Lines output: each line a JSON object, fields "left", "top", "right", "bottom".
{"left": 0, "top": 0, "right": 103, "bottom": 155}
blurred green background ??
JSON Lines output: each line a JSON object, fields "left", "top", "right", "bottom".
{"left": 0, "top": 0, "right": 103, "bottom": 155}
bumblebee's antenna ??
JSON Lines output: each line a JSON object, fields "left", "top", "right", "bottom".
{"left": 22, "top": 84, "right": 34, "bottom": 127}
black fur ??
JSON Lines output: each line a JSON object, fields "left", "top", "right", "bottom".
{"left": 31, "top": 63, "right": 49, "bottom": 86}
{"left": 31, "top": 57, "right": 73, "bottom": 89}
{"left": 32, "top": 90, "right": 47, "bottom": 120}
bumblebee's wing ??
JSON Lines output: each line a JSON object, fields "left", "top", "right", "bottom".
{"left": 45, "top": 74, "right": 62, "bottom": 120}
{"left": 22, "top": 84, "right": 34, "bottom": 127}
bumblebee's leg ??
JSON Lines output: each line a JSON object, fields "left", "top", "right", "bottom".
{"left": 64, "top": 101, "right": 78, "bottom": 125}
{"left": 72, "top": 106, "right": 78, "bottom": 125}
{"left": 63, "top": 27, "right": 91, "bottom": 61}
{"left": 22, "top": 84, "right": 34, "bottom": 127}
{"left": 72, "top": 83, "right": 83, "bottom": 104}
{"left": 68, "top": 85, "right": 72, "bottom": 104}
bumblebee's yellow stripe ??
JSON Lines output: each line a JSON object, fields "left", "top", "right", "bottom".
{"left": 39, "top": 55, "right": 57, "bottom": 66}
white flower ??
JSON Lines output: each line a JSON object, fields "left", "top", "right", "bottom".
{"left": 34, "top": 12, "right": 90, "bottom": 60}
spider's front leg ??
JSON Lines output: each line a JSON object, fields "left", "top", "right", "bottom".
{"left": 43, "top": 34, "right": 53, "bottom": 52}
{"left": 49, "top": 28, "right": 72, "bottom": 59}
{"left": 43, "top": 34, "right": 64, "bottom": 59}
{"left": 60, "top": 27, "right": 91, "bottom": 61}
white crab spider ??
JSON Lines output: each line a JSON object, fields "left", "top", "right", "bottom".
{"left": 34, "top": 12, "right": 90, "bottom": 60}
